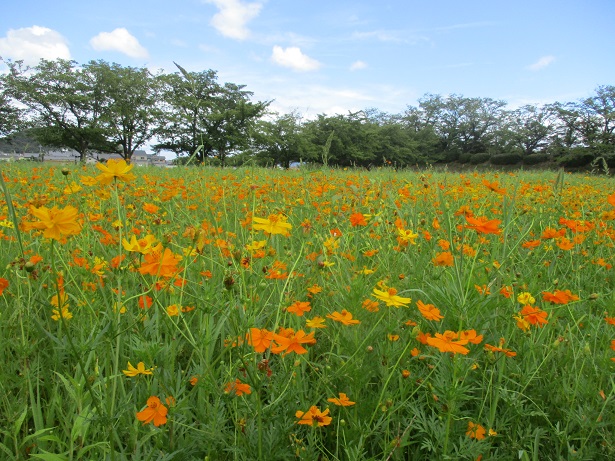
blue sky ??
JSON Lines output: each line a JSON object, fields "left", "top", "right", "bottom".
{"left": 1, "top": 0, "right": 614, "bottom": 117}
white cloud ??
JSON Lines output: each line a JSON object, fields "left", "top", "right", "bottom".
{"left": 205, "top": 0, "right": 262, "bottom": 40}
{"left": 271, "top": 46, "right": 321, "bottom": 72}
{"left": 170, "top": 38, "right": 188, "bottom": 47}
{"left": 527, "top": 55, "right": 555, "bottom": 71}
{"left": 89, "top": 28, "right": 149, "bottom": 59}
{"left": 350, "top": 60, "right": 367, "bottom": 71}
{"left": 0, "top": 26, "right": 70, "bottom": 64}
{"left": 258, "top": 81, "right": 408, "bottom": 117}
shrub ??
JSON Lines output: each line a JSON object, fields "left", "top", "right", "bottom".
{"left": 523, "top": 153, "right": 550, "bottom": 165}
{"left": 458, "top": 152, "right": 472, "bottom": 164}
{"left": 469, "top": 152, "right": 491, "bottom": 164}
{"left": 490, "top": 153, "right": 522, "bottom": 165}
{"left": 557, "top": 153, "right": 594, "bottom": 168}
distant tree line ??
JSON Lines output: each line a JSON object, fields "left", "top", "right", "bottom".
{"left": 1, "top": 58, "right": 613, "bottom": 168}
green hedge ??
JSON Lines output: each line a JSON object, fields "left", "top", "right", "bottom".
{"left": 469, "top": 152, "right": 491, "bottom": 164}
{"left": 490, "top": 153, "right": 522, "bottom": 165}
{"left": 523, "top": 153, "right": 550, "bottom": 165}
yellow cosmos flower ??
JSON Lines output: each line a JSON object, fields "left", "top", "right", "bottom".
{"left": 122, "top": 234, "right": 158, "bottom": 254}
{"left": 51, "top": 306, "right": 73, "bottom": 321}
{"left": 372, "top": 287, "right": 411, "bottom": 307}
{"left": 63, "top": 182, "right": 82, "bottom": 195}
{"left": 95, "top": 159, "right": 136, "bottom": 185}
{"left": 305, "top": 316, "right": 326, "bottom": 329}
{"left": 252, "top": 214, "right": 292, "bottom": 236}
{"left": 517, "top": 292, "right": 535, "bottom": 305}
{"left": 123, "top": 361, "right": 154, "bottom": 377}
{"left": 245, "top": 240, "right": 267, "bottom": 252}
{"left": 398, "top": 228, "right": 419, "bottom": 244}
{"left": 26, "top": 205, "right": 81, "bottom": 241}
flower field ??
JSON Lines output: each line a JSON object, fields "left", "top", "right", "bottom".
{"left": 0, "top": 162, "right": 614, "bottom": 460}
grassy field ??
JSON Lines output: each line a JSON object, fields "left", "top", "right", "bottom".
{"left": 0, "top": 162, "right": 614, "bottom": 460}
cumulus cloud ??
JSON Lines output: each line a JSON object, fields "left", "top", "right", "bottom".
{"left": 527, "top": 55, "right": 555, "bottom": 71}
{"left": 89, "top": 28, "right": 149, "bottom": 59}
{"left": 271, "top": 46, "right": 321, "bottom": 72}
{"left": 205, "top": 0, "right": 262, "bottom": 40}
{"left": 0, "top": 26, "right": 70, "bottom": 64}
{"left": 350, "top": 60, "right": 367, "bottom": 71}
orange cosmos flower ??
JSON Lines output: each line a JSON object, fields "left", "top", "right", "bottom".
{"left": 295, "top": 406, "right": 332, "bottom": 427}
{"left": 136, "top": 396, "right": 168, "bottom": 427}
{"left": 416, "top": 300, "right": 443, "bottom": 321}
{"left": 499, "top": 286, "right": 513, "bottom": 298}
{"left": 556, "top": 237, "right": 574, "bottom": 251}
{"left": 349, "top": 212, "right": 368, "bottom": 227}
{"left": 432, "top": 251, "right": 453, "bottom": 267}
{"left": 286, "top": 301, "right": 312, "bottom": 317}
{"left": 464, "top": 216, "right": 502, "bottom": 235}
{"left": 252, "top": 214, "right": 292, "bottom": 236}
{"left": 459, "top": 329, "right": 483, "bottom": 344}
{"left": 518, "top": 305, "right": 548, "bottom": 327}
{"left": 484, "top": 343, "right": 517, "bottom": 357}
{"left": 541, "top": 227, "right": 566, "bottom": 239}
{"left": 559, "top": 217, "right": 594, "bottom": 233}
{"left": 224, "top": 379, "right": 252, "bottom": 396}
{"left": 522, "top": 239, "right": 541, "bottom": 249}
{"left": 608, "top": 192, "right": 615, "bottom": 207}
{"left": 466, "top": 421, "right": 486, "bottom": 440}
{"left": 327, "top": 393, "right": 355, "bottom": 406}
{"left": 138, "top": 244, "right": 182, "bottom": 278}
{"left": 326, "top": 309, "right": 360, "bottom": 325}
{"left": 271, "top": 330, "right": 315, "bottom": 355}
{"left": 426, "top": 331, "right": 470, "bottom": 355}
{"left": 482, "top": 180, "right": 506, "bottom": 195}
{"left": 25, "top": 205, "right": 81, "bottom": 241}
{"left": 247, "top": 328, "right": 274, "bottom": 353}
{"left": 372, "top": 287, "right": 411, "bottom": 307}
{"left": 416, "top": 331, "right": 432, "bottom": 345}
{"left": 307, "top": 284, "right": 323, "bottom": 296}
{"left": 143, "top": 203, "right": 160, "bottom": 214}
{"left": 362, "top": 299, "right": 380, "bottom": 312}
{"left": 95, "top": 158, "right": 136, "bottom": 185}
{"left": 542, "top": 289, "right": 579, "bottom": 305}
{"left": 0, "top": 278, "right": 8, "bottom": 296}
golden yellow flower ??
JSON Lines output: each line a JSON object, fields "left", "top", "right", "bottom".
{"left": 95, "top": 159, "right": 136, "bottom": 185}
{"left": 123, "top": 361, "right": 154, "bottom": 377}
{"left": 26, "top": 205, "right": 81, "bottom": 241}
{"left": 517, "top": 292, "right": 535, "bottom": 305}
{"left": 372, "top": 287, "right": 411, "bottom": 307}
{"left": 252, "top": 214, "right": 292, "bottom": 236}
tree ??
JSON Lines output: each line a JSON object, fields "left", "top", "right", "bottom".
{"left": 153, "top": 63, "right": 268, "bottom": 165}
{"left": 0, "top": 78, "right": 23, "bottom": 138}
{"left": 581, "top": 85, "right": 615, "bottom": 152}
{"left": 302, "top": 112, "right": 380, "bottom": 167}
{"left": 85, "top": 60, "right": 162, "bottom": 160}
{"left": 2, "top": 58, "right": 113, "bottom": 162}
{"left": 254, "top": 111, "right": 308, "bottom": 168}
{"left": 504, "top": 105, "right": 553, "bottom": 157}
{"left": 417, "top": 94, "right": 507, "bottom": 160}
{"left": 201, "top": 82, "right": 269, "bottom": 166}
